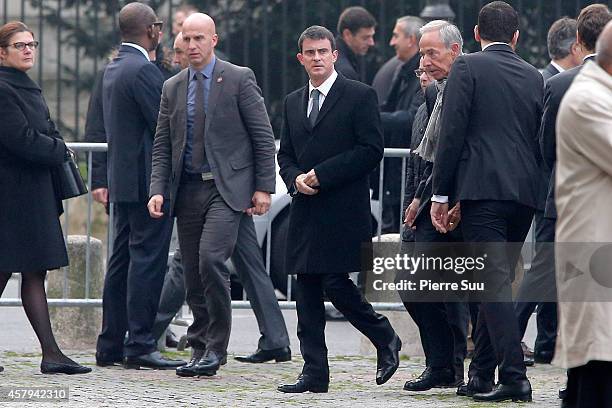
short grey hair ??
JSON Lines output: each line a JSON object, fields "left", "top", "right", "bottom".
{"left": 396, "top": 16, "right": 425, "bottom": 41}
{"left": 547, "top": 17, "right": 577, "bottom": 60}
{"left": 420, "top": 20, "right": 463, "bottom": 51}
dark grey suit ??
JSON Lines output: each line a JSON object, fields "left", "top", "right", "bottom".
{"left": 150, "top": 58, "right": 277, "bottom": 354}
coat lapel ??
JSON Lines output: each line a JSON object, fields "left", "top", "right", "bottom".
{"left": 205, "top": 59, "right": 226, "bottom": 135}
{"left": 300, "top": 86, "right": 311, "bottom": 133}
{"left": 176, "top": 69, "right": 189, "bottom": 150}
{"left": 313, "top": 76, "right": 345, "bottom": 128}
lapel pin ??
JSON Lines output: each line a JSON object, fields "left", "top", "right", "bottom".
{"left": 217, "top": 77, "right": 223, "bottom": 83}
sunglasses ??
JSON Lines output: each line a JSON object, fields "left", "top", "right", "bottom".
{"left": 414, "top": 69, "right": 425, "bottom": 78}
{"left": 11, "top": 41, "right": 39, "bottom": 51}
{"left": 150, "top": 21, "right": 164, "bottom": 30}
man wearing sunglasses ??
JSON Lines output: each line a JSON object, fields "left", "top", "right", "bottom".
{"left": 96, "top": 2, "right": 185, "bottom": 371}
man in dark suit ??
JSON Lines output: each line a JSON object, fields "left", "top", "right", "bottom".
{"left": 540, "top": 4, "right": 610, "bottom": 227}
{"left": 276, "top": 25, "right": 400, "bottom": 393}
{"left": 95, "top": 2, "right": 184, "bottom": 370}
{"left": 148, "top": 13, "right": 277, "bottom": 377}
{"left": 541, "top": 18, "right": 581, "bottom": 81}
{"left": 335, "top": 6, "right": 376, "bottom": 82}
{"left": 514, "top": 16, "right": 581, "bottom": 366}
{"left": 400, "top": 20, "right": 469, "bottom": 392}
{"left": 430, "top": 2, "right": 543, "bottom": 402}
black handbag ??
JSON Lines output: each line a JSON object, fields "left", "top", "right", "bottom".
{"left": 54, "top": 149, "right": 88, "bottom": 200}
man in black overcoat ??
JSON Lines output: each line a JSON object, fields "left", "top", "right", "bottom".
{"left": 276, "top": 25, "right": 400, "bottom": 393}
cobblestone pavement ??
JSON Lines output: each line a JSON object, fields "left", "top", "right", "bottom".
{"left": 0, "top": 350, "right": 565, "bottom": 407}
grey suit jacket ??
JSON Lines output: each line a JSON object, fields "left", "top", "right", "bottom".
{"left": 150, "top": 58, "right": 276, "bottom": 214}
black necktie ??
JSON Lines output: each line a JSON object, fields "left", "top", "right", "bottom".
{"left": 192, "top": 72, "right": 206, "bottom": 169}
{"left": 309, "top": 89, "right": 320, "bottom": 126}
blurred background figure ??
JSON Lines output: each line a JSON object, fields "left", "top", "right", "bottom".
{"left": 514, "top": 15, "right": 582, "bottom": 368}
{"left": 0, "top": 21, "right": 90, "bottom": 375}
{"left": 375, "top": 15, "right": 424, "bottom": 234}
{"left": 335, "top": 6, "right": 376, "bottom": 82}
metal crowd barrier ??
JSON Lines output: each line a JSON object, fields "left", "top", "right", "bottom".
{"left": 0, "top": 143, "right": 414, "bottom": 311}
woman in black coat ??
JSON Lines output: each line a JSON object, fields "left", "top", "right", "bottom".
{"left": 0, "top": 21, "right": 90, "bottom": 375}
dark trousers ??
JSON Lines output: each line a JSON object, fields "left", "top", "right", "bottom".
{"left": 231, "top": 215, "right": 290, "bottom": 350}
{"left": 565, "top": 361, "right": 612, "bottom": 408}
{"left": 296, "top": 273, "right": 396, "bottom": 384}
{"left": 175, "top": 180, "right": 242, "bottom": 354}
{"left": 96, "top": 201, "right": 173, "bottom": 358}
{"left": 402, "top": 211, "right": 469, "bottom": 380}
{"left": 461, "top": 200, "right": 533, "bottom": 385}
{"left": 152, "top": 248, "right": 186, "bottom": 341}
{"left": 152, "top": 215, "right": 290, "bottom": 351}
{"left": 514, "top": 210, "right": 557, "bottom": 355}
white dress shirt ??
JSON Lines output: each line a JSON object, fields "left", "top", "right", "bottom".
{"left": 550, "top": 60, "right": 566, "bottom": 73}
{"left": 122, "top": 42, "right": 150, "bottom": 61}
{"left": 482, "top": 41, "right": 511, "bottom": 51}
{"left": 307, "top": 70, "right": 338, "bottom": 116}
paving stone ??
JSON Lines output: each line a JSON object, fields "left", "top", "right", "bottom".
{"left": 0, "top": 350, "right": 565, "bottom": 407}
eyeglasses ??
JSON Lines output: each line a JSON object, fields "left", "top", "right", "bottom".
{"left": 414, "top": 69, "right": 425, "bottom": 78}
{"left": 150, "top": 21, "right": 164, "bottom": 30}
{"left": 11, "top": 41, "right": 39, "bottom": 51}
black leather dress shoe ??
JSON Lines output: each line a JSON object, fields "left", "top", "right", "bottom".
{"left": 96, "top": 358, "right": 123, "bottom": 367}
{"left": 95, "top": 353, "right": 123, "bottom": 367}
{"left": 524, "top": 354, "right": 535, "bottom": 367}
{"left": 473, "top": 380, "right": 532, "bottom": 402}
{"left": 456, "top": 376, "right": 494, "bottom": 397}
{"left": 40, "top": 361, "right": 92, "bottom": 375}
{"left": 177, "top": 350, "right": 223, "bottom": 377}
{"left": 235, "top": 347, "right": 291, "bottom": 363}
{"left": 376, "top": 334, "right": 402, "bottom": 385}
{"left": 534, "top": 350, "right": 554, "bottom": 364}
{"left": 277, "top": 375, "right": 328, "bottom": 393}
{"left": 403, "top": 367, "right": 456, "bottom": 391}
{"left": 176, "top": 349, "right": 205, "bottom": 377}
{"left": 124, "top": 351, "right": 186, "bottom": 370}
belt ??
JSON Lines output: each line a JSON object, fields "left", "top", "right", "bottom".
{"left": 181, "top": 171, "right": 214, "bottom": 182}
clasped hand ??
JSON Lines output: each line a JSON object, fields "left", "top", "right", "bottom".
{"left": 295, "top": 169, "right": 319, "bottom": 195}
{"left": 430, "top": 201, "right": 461, "bottom": 234}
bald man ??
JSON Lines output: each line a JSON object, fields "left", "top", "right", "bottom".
{"left": 172, "top": 32, "right": 189, "bottom": 69}
{"left": 96, "top": 2, "right": 185, "bottom": 370}
{"left": 155, "top": 21, "right": 291, "bottom": 368}
{"left": 149, "top": 13, "right": 276, "bottom": 377}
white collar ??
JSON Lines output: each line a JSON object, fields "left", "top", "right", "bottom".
{"left": 122, "top": 42, "right": 150, "bottom": 61}
{"left": 583, "top": 53, "right": 597, "bottom": 62}
{"left": 482, "top": 42, "right": 510, "bottom": 51}
{"left": 308, "top": 70, "right": 338, "bottom": 98}
{"left": 550, "top": 60, "right": 566, "bottom": 73}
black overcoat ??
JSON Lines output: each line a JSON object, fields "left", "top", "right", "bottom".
{"left": 0, "top": 67, "right": 68, "bottom": 273}
{"left": 278, "top": 74, "right": 383, "bottom": 275}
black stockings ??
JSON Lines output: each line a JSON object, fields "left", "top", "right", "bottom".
{"left": 0, "top": 271, "right": 75, "bottom": 365}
